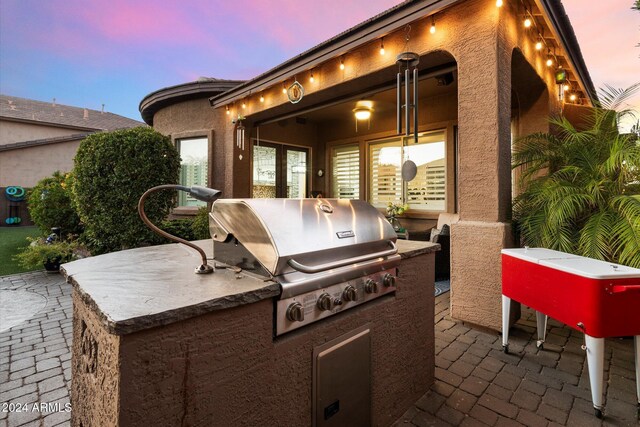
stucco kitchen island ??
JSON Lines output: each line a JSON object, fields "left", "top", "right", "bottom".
{"left": 62, "top": 239, "right": 438, "bottom": 427}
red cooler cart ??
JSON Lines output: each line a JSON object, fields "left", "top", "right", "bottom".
{"left": 501, "top": 248, "right": 640, "bottom": 419}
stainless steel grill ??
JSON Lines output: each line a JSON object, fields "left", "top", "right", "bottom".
{"left": 209, "top": 198, "right": 400, "bottom": 335}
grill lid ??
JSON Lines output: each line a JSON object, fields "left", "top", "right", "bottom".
{"left": 209, "top": 198, "right": 397, "bottom": 277}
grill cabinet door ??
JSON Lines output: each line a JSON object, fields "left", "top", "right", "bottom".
{"left": 313, "top": 327, "right": 371, "bottom": 427}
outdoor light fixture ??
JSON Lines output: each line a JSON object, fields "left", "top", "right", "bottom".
{"left": 260, "top": 93, "right": 264, "bottom": 103}
{"left": 241, "top": 101, "right": 246, "bottom": 109}
{"left": 430, "top": 17, "right": 436, "bottom": 34}
{"left": 282, "top": 83, "right": 287, "bottom": 94}
{"left": 226, "top": 105, "right": 230, "bottom": 115}
{"left": 340, "top": 57, "right": 345, "bottom": 70}
{"left": 546, "top": 56, "right": 553, "bottom": 67}
{"left": 380, "top": 38, "right": 385, "bottom": 55}
{"left": 309, "top": 71, "right": 314, "bottom": 83}
{"left": 496, "top": 0, "right": 503, "bottom": 7}
{"left": 535, "top": 40, "right": 543, "bottom": 50}
{"left": 524, "top": 17, "right": 532, "bottom": 28}
{"left": 563, "top": 84, "right": 569, "bottom": 92}
{"left": 138, "top": 185, "right": 222, "bottom": 274}
{"left": 353, "top": 100, "right": 373, "bottom": 132}
{"left": 570, "top": 93, "right": 577, "bottom": 102}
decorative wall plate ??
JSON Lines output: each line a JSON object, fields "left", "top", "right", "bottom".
{"left": 287, "top": 80, "right": 304, "bottom": 104}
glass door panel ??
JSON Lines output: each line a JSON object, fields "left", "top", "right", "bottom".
{"left": 253, "top": 142, "right": 309, "bottom": 198}
{"left": 285, "top": 149, "right": 307, "bottom": 198}
{"left": 253, "top": 145, "right": 277, "bottom": 198}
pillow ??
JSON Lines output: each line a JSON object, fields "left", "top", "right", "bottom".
{"left": 430, "top": 228, "right": 441, "bottom": 243}
{"left": 440, "top": 224, "right": 450, "bottom": 236}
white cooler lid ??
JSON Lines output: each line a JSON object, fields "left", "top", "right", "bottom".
{"left": 501, "top": 248, "right": 581, "bottom": 264}
{"left": 539, "top": 257, "right": 640, "bottom": 279}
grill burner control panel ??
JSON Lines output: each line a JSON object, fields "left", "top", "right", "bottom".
{"left": 275, "top": 268, "right": 398, "bottom": 335}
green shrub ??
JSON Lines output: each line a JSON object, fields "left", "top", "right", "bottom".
{"left": 191, "top": 206, "right": 211, "bottom": 240}
{"left": 28, "top": 171, "right": 82, "bottom": 236}
{"left": 15, "top": 238, "right": 78, "bottom": 269}
{"left": 72, "top": 127, "right": 180, "bottom": 254}
{"left": 161, "top": 219, "right": 197, "bottom": 241}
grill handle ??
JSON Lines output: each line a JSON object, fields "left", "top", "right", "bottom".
{"left": 287, "top": 241, "right": 398, "bottom": 274}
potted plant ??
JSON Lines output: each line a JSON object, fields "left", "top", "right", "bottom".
{"left": 15, "top": 238, "right": 79, "bottom": 273}
{"left": 386, "top": 202, "right": 409, "bottom": 231}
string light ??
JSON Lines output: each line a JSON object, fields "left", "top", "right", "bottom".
{"left": 380, "top": 38, "right": 385, "bottom": 55}
{"left": 340, "top": 57, "right": 345, "bottom": 70}
{"left": 260, "top": 93, "right": 264, "bottom": 103}
{"left": 241, "top": 101, "right": 246, "bottom": 109}
{"left": 430, "top": 17, "right": 436, "bottom": 34}
{"left": 546, "top": 49, "right": 553, "bottom": 67}
{"left": 535, "top": 39, "right": 543, "bottom": 50}
{"left": 569, "top": 93, "right": 577, "bottom": 102}
{"left": 225, "top": 105, "right": 230, "bottom": 115}
{"left": 282, "top": 82, "right": 287, "bottom": 94}
{"left": 524, "top": 17, "right": 532, "bottom": 28}
{"left": 496, "top": 0, "right": 503, "bottom": 7}
{"left": 309, "top": 71, "right": 315, "bottom": 83}
{"left": 563, "top": 84, "right": 569, "bottom": 92}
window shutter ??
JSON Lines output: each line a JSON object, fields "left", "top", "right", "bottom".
{"left": 331, "top": 145, "right": 360, "bottom": 199}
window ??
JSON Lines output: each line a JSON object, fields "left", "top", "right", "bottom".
{"left": 177, "top": 137, "right": 208, "bottom": 206}
{"left": 369, "top": 130, "right": 446, "bottom": 212}
{"left": 331, "top": 144, "right": 360, "bottom": 199}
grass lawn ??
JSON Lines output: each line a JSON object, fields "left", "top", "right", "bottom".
{"left": 0, "top": 226, "right": 42, "bottom": 276}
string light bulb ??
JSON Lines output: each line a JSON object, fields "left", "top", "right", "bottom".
{"left": 260, "top": 93, "right": 264, "bottom": 103}
{"left": 496, "top": 0, "right": 503, "bottom": 6}
{"left": 430, "top": 17, "right": 436, "bottom": 34}
{"left": 340, "top": 58, "right": 345, "bottom": 70}
{"left": 225, "top": 105, "right": 230, "bottom": 115}
{"left": 524, "top": 17, "right": 532, "bottom": 28}
{"left": 569, "top": 93, "right": 577, "bottom": 102}
{"left": 535, "top": 40, "right": 543, "bottom": 50}
{"left": 282, "top": 83, "right": 287, "bottom": 94}
{"left": 309, "top": 71, "right": 314, "bottom": 83}
{"left": 563, "top": 84, "right": 569, "bottom": 92}
{"left": 241, "top": 101, "right": 246, "bottom": 109}
{"left": 546, "top": 56, "right": 553, "bottom": 67}
{"left": 380, "top": 38, "right": 385, "bottom": 55}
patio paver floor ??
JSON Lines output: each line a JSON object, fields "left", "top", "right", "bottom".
{"left": 1, "top": 271, "right": 638, "bottom": 427}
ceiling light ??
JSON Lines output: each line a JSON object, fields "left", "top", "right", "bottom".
{"left": 353, "top": 100, "right": 374, "bottom": 121}
{"left": 354, "top": 108, "right": 371, "bottom": 120}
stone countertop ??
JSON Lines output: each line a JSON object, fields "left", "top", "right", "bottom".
{"left": 62, "top": 239, "right": 437, "bottom": 336}
{"left": 396, "top": 239, "right": 440, "bottom": 258}
{"left": 61, "top": 240, "right": 280, "bottom": 336}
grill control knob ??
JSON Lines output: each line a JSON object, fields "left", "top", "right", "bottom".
{"left": 364, "top": 279, "right": 378, "bottom": 294}
{"left": 316, "top": 293, "right": 335, "bottom": 311}
{"left": 342, "top": 285, "right": 358, "bottom": 302}
{"left": 383, "top": 273, "right": 396, "bottom": 288}
{"left": 286, "top": 302, "right": 304, "bottom": 322}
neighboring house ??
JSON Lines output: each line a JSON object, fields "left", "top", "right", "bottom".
{"left": 139, "top": 0, "right": 596, "bottom": 331}
{"left": 0, "top": 95, "right": 144, "bottom": 227}
{"left": 0, "top": 95, "right": 144, "bottom": 188}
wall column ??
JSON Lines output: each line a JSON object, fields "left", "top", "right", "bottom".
{"left": 449, "top": 5, "right": 514, "bottom": 331}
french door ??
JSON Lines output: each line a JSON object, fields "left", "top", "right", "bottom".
{"left": 252, "top": 142, "right": 309, "bottom": 198}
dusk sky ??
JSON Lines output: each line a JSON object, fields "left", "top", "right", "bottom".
{"left": 0, "top": 0, "right": 638, "bottom": 129}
